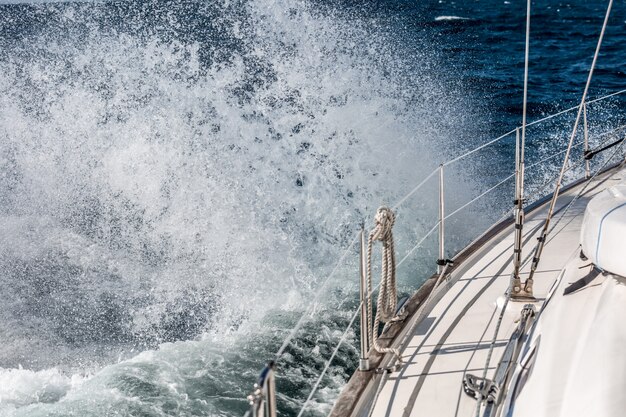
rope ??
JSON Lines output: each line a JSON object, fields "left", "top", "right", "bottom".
{"left": 366, "top": 207, "right": 402, "bottom": 362}
{"left": 291, "top": 148, "right": 592, "bottom": 417}
{"left": 526, "top": 0, "right": 614, "bottom": 286}
{"left": 254, "top": 93, "right": 626, "bottom": 417}
{"left": 293, "top": 126, "right": 622, "bottom": 411}
{"left": 267, "top": 76, "right": 625, "bottom": 413}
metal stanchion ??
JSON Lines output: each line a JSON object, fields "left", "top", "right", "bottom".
{"left": 358, "top": 226, "right": 370, "bottom": 371}
{"left": 583, "top": 102, "right": 591, "bottom": 178}
{"left": 511, "top": 128, "right": 524, "bottom": 296}
{"left": 437, "top": 164, "right": 446, "bottom": 273}
{"left": 246, "top": 361, "right": 277, "bottom": 417}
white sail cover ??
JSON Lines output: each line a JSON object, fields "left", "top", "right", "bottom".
{"left": 580, "top": 184, "right": 626, "bottom": 277}
{"left": 509, "top": 181, "right": 626, "bottom": 417}
{"left": 510, "top": 267, "right": 626, "bottom": 417}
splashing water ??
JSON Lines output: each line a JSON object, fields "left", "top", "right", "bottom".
{"left": 0, "top": 0, "right": 477, "bottom": 415}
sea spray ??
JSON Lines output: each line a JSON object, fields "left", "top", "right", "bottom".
{"left": 0, "top": 0, "right": 473, "bottom": 415}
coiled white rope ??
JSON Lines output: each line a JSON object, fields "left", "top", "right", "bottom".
{"left": 366, "top": 206, "right": 402, "bottom": 362}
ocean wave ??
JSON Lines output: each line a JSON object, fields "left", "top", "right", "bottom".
{"left": 0, "top": 367, "right": 86, "bottom": 409}
{"left": 434, "top": 15, "right": 472, "bottom": 21}
{"left": 0, "top": 0, "right": 477, "bottom": 415}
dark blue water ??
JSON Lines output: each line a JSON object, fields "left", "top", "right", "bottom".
{"left": 0, "top": 1, "right": 623, "bottom": 416}
{"left": 342, "top": 0, "right": 626, "bottom": 122}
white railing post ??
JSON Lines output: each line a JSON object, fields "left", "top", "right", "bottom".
{"left": 265, "top": 363, "right": 277, "bottom": 417}
{"left": 437, "top": 164, "right": 446, "bottom": 273}
{"left": 246, "top": 362, "right": 277, "bottom": 417}
{"left": 511, "top": 127, "right": 528, "bottom": 298}
{"left": 358, "top": 225, "right": 370, "bottom": 371}
{"left": 583, "top": 101, "right": 591, "bottom": 178}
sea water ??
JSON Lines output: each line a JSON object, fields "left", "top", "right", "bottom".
{"left": 0, "top": 0, "right": 624, "bottom": 416}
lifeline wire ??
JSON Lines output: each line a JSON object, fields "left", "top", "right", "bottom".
{"left": 274, "top": 232, "right": 359, "bottom": 360}
{"left": 443, "top": 88, "right": 626, "bottom": 169}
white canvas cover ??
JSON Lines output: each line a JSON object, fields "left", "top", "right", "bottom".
{"left": 580, "top": 184, "right": 626, "bottom": 277}
{"left": 510, "top": 269, "right": 626, "bottom": 417}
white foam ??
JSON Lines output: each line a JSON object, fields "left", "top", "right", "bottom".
{"left": 0, "top": 367, "right": 85, "bottom": 408}
{"left": 0, "top": 0, "right": 98, "bottom": 4}
{"left": 435, "top": 15, "right": 471, "bottom": 21}
{"left": 0, "top": 0, "right": 474, "bottom": 367}
{"left": 0, "top": 0, "right": 480, "bottom": 412}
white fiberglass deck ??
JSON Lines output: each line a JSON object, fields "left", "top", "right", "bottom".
{"left": 364, "top": 164, "right": 626, "bottom": 417}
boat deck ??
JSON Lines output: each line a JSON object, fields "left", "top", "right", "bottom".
{"left": 361, "top": 164, "right": 626, "bottom": 417}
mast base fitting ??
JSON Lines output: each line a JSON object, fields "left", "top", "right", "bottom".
{"left": 510, "top": 293, "right": 536, "bottom": 302}
{"left": 510, "top": 277, "right": 535, "bottom": 301}
{"left": 510, "top": 287, "right": 536, "bottom": 302}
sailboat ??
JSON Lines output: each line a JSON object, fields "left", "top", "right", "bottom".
{"left": 244, "top": 1, "right": 626, "bottom": 416}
